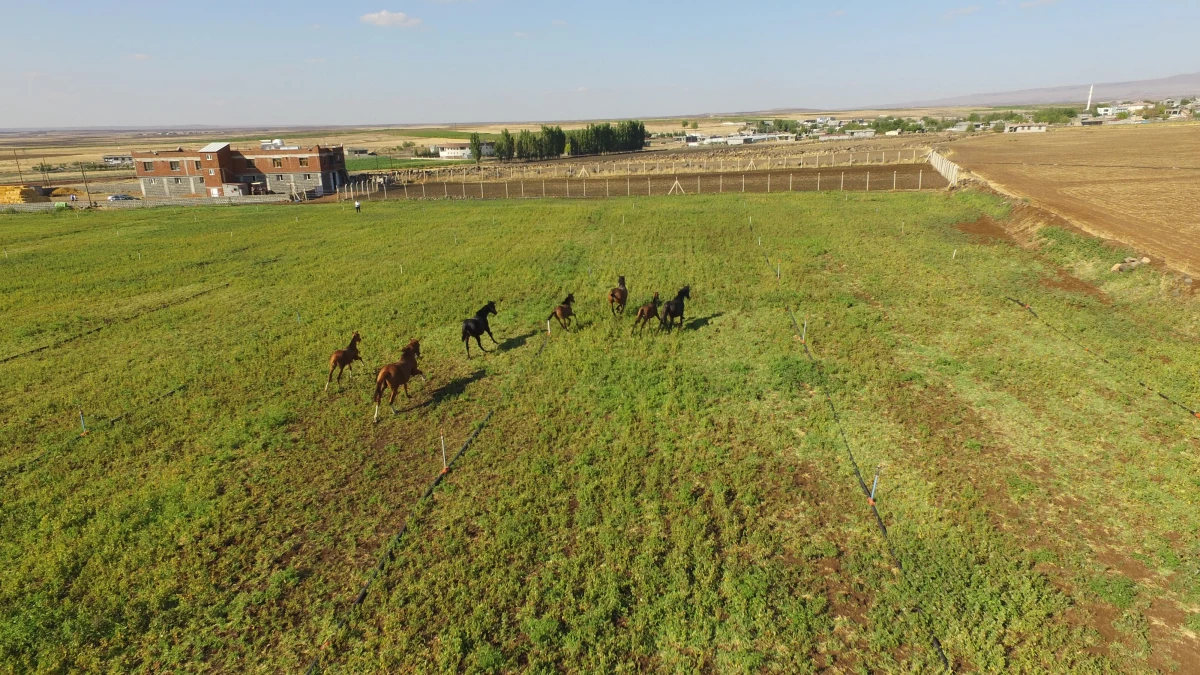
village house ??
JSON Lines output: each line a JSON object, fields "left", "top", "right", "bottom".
{"left": 131, "top": 141, "right": 347, "bottom": 198}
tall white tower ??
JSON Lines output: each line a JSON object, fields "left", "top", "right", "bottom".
{"left": 1086, "top": 84, "right": 1094, "bottom": 112}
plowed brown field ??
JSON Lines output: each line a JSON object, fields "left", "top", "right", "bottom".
{"left": 947, "top": 124, "right": 1200, "bottom": 272}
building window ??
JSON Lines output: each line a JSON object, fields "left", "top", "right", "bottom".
{"left": 303, "top": 174, "right": 312, "bottom": 180}
{"left": 206, "top": 154, "right": 212, "bottom": 160}
{"left": 170, "top": 161, "right": 181, "bottom": 171}
{"left": 143, "top": 162, "right": 154, "bottom": 172}
{"left": 272, "top": 158, "right": 283, "bottom": 168}
{"left": 194, "top": 161, "right": 202, "bottom": 170}
{"left": 275, "top": 174, "right": 283, "bottom": 180}
{"left": 148, "top": 178, "right": 155, "bottom": 183}
{"left": 208, "top": 169, "right": 215, "bottom": 176}
{"left": 299, "top": 157, "right": 309, "bottom": 167}
{"left": 174, "top": 178, "right": 182, "bottom": 184}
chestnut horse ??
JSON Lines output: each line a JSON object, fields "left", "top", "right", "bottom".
{"left": 607, "top": 276, "right": 628, "bottom": 316}
{"left": 461, "top": 301, "right": 498, "bottom": 358}
{"left": 373, "top": 339, "right": 426, "bottom": 422}
{"left": 547, "top": 293, "right": 576, "bottom": 333}
{"left": 631, "top": 292, "right": 660, "bottom": 334}
{"left": 660, "top": 286, "right": 691, "bottom": 332}
{"left": 326, "top": 331, "right": 363, "bottom": 391}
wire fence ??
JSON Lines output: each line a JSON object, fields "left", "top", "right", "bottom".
{"left": 339, "top": 165, "right": 948, "bottom": 203}
{"left": 1, "top": 193, "right": 292, "bottom": 214}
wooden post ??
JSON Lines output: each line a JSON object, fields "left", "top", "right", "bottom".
{"left": 647, "top": 177, "right": 650, "bottom": 195}
{"left": 841, "top": 172, "right": 844, "bottom": 191}
{"left": 606, "top": 179, "right": 610, "bottom": 197}
{"left": 742, "top": 175, "right": 745, "bottom": 192}
{"left": 422, "top": 183, "right": 426, "bottom": 198}
{"left": 404, "top": 183, "right": 408, "bottom": 198}
{"left": 789, "top": 174, "right": 793, "bottom": 191}
{"left": 817, "top": 173, "right": 821, "bottom": 191}
{"left": 566, "top": 179, "right": 570, "bottom": 198}
{"left": 505, "top": 182, "right": 509, "bottom": 198}
{"left": 480, "top": 181, "right": 484, "bottom": 198}
{"left": 767, "top": 174, "right": 770, "bottom": 193}
{"left": 918, "top": 170, "right": 923, "bottom": 190}
{"left": 627, "top": 176, "right": 630, "bottom": 196}
{"left": 719, "top": 175, "right": 723, "bottom": 193}
{"left": 542, "top": 180, "right": 546, "bottom": 198}
{"left": 866, "top": 172, "right": 870, "bottom": 192}
{"left": 521, "top": 181, "right": 525, "bottom": 198}
{"left": 893, "top": 171, "right": 897, "bottom": 191}
{"left": 697, "top": 175, "right": 701, "bottom": 194}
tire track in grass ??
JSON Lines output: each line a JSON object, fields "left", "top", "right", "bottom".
{"left": 301, "top": 334, "right": 548, "bottom": 674}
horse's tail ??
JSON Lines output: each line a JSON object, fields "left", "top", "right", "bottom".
{"left": 373, "top": 368, "right": 387, "bottom": 404}
{"left": 460, "top": 321, "right": 470, "bottom": 342}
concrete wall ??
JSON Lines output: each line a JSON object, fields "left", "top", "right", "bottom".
{"left": 140, "top": 175, "right": 206, "bottom": 198}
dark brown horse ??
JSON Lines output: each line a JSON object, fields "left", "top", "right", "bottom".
{"left": 660, "top": 286, "right": 691, "bottom": 332}
{"left": 632, "top": 292, "right": 660, "bottom": 334}
{"left": 373, "top": 339, "right": 426, "bottom": 422}
{"left": 547, "top": 293, "right": 576, "bottom": 333}
{"left": 326, "top": 331, "right": 363, "bottom": 391}
{"left": 607, "top": 276, "right": 628, "bottom": 316}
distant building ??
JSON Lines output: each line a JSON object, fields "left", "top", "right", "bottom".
{"left": 347, "top": 147, "right": 372, "bottom": 156}
{"left": 846, "top": 129, "right": 876, "bottom": 138}
{"left": 131, "top": 141, "right": 347, "bottom": 198}
{"left": 431, "top": 142, "right": 495, "bottom": 159}
{"left": 102, "top": 154, "right": 133, "bottom": 167}
{"left": 884, "top": 129, "right": 902, "bottom": 136}
{"left": 1005, "top": 123, "right": 1048, "bottom": 133}
{"left": 951, "top": 121, "right": 972, "bottom": 132}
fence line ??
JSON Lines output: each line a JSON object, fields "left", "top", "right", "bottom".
{"left": 1, "top": 193, "right": 291, "bottom": 214}
{"left": 928, "top": 151, "right": 960, "bottom": 187}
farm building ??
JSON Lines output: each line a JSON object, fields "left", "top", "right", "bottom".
{"left": 846, "top": 129, "right": 876, "bottom": 138}
{"left": 131, "top": 141, "right": 347, "bottom": 199}
{"left": 431, "top": 142, "right": 495, "bottom": 159}
{"left": 1005, "top": 123, "right": 1048, "bottom": 133}
{"left": 102, "top": 154, "right": 133, "bottom": 167}
{"left": 347, "top": 148, "right": 371, "bottom": 156}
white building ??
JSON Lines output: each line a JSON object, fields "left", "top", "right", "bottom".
{"left": 431, "top": 142, "right": 495, "bottom": 159}
{"left": 846, "top": 129, "right": 876, "bottom": 138}
{"left": 1005, "top": 123, "right": 1048, "bottom": 133}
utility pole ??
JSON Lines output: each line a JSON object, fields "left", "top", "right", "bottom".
{"left": 80, "top": 164, "right": 94, "bottom": 206}
{"left": 13, "top": 150, "right": 24, "bottom": 184}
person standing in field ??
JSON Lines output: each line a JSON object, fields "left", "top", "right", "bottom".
{"left": 354, "top": 200, "right": 361, "bottom": 213}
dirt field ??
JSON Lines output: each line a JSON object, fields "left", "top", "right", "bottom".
{"left": 946, "top": 123, "right": 1200, "bottom": 273}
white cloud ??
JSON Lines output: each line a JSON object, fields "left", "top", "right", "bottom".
{"left": 513, "top": 31, "right": 529, "bottom": 38}
{"left": 305, "top": 58, "right": 326, "bottom": 64}
{"left": 575, "top": 86, "right": 587, "bottom": 93}
{"left": 944, "top": 5, "right": 980, "bottom": 19}
{"left": 829, "top": 9, "right": 845, "bottom": 17}
{"left": 1019, "top": 0, "right": 1056, "bottom": 7}
{"left": 360, "top": 10, "right": 422, "bottom": 28}
{"left": 130, "top": 53, "right": 151, "bottom": 61}
{"left": 552, "top": 19, "right": 567, "bottom": 26}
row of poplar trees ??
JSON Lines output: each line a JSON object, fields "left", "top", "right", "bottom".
{"left": 475, "top": 121, "right": 646, "bottom": 163}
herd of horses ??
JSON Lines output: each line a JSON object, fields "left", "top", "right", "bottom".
{"left": 326, "top": 278, "right": 692, "bottom": 422}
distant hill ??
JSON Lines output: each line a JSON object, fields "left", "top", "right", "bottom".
{"left": 893, "top": 72, "right": 1200, "bottom": 108}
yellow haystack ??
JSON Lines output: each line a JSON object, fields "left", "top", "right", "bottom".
{"left": 0, "top": 186, "right": 44, "bottom": 204}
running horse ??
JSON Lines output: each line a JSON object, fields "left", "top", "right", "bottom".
{"left": 461, "top": 301, "right": 499, "bottom": 358}
{"left": 631, "top": 292, "right": 660, "bottom": 334}
{"left": 607, "top": 276, "right": 628, "bottom": 316}
{"left": 547, "top": 293, "right": 577, "bottom": 333}
{"left": 373, "top": 338, "right": 427, "bottom": 422}
{"left": 659, "top": 286, "right": 691, "bottom": 332}
{"left": 326, "top": 331, "right": 363, "bottom": 391}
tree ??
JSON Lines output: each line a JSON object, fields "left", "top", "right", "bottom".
{"left": 495, "top": 129, "right": 515, "bottom": 161}
{"left": 681, "top": 120, "right": 689, "bottom": 128}
{"left": 1031, "top": 107, "right": 1078, "bottom": 124}
{"left": 690, "top": 121, "right": 698, "bottom": 130}
{"left": 515, "top": 130, "right": 538, "bottom": 160}
{"left": 468, "top": 133, "right": 483, "bottom": 164}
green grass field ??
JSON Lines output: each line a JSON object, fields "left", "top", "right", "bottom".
{"left": 2, "top": 191, "right": 1198, "bottom": 673}
{"left": 345, "top": 156, "right": 473, "bottom": 172}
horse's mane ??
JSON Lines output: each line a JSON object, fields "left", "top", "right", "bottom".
{"left": 561, "top": 293, "right": 574, "bottom": 305}
{"left": 475, "top": 303, "right": 492, "bottom": 316}
{"left": 400, "top": 340, "right": 420, "bottom": 357}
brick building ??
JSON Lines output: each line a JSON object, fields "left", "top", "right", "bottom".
{"left": 131, "top": 141, "right": 347, "bottom": 198}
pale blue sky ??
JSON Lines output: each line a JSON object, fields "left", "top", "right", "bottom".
{"left": 1, "top": 0, "right": 1197, "bottom": 128}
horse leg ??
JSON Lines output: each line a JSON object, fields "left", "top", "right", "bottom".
{"left": 388, "top": 385, "right": 399, "bottom": 414}
{"left": 336, "top": 364, "right": 346, "bottom": 383}
{"left": 464, "top": 338, "right": 471, "bottom": 358}
{"left": 487, "top": 329, "right": 499, "bottom": 345}
{"left": 326, "top": 364, "right": 335, "bottom": 391}
{"left": 476, "top": 335, "right": 488, "bottom": 353}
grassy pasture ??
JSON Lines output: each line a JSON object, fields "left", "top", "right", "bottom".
{"left": 344, "top": 157, "right": 473, "bottom": 173}
{"left": 1, "top": 191, "right": 1198, "bottom": 673}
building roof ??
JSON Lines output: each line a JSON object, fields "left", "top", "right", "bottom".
{"left": 199, "top": 142, "right": 230, "bottom": 153}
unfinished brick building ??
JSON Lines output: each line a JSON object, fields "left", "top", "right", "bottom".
{"left": 132, "top": 141, "right": 348, "bottom": 198}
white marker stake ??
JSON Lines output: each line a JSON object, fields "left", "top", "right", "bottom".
{"left": 546, "top": 320, "right": 551, "bottom": 336}
{"left": 952, "top": 248, "right": 958, "bottom": 260}
{"left": 441, "top": 434, "right": 448, "bottom": 472}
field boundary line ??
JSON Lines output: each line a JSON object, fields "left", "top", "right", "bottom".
{"left": 785, "top": 308, "right": 952, "bottom": 671}
{"left": 0, "top": 283, "right": 230, "bottom": 365}
{"left": 1005, "top": 296, "right": 1199, "bottom": 418}
{"left": 302, "top": 333, "right": 548, "bottom": 673}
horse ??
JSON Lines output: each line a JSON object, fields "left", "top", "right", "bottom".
{"left": 607, "top": 276, "right": 628, "bottom": 316}
{"left": 660, "top": 286, "right": 691, "bottom": 332}
{"left": 631, "top": 292, "right": 660, "bottom": 334}
{"left": 547, "top": 293, "right": 576, "bottom": 333}
{"left": 326, "top": 331, "right": 363, "bottom": 391}
{"left": 373, "top": 339, "right": 426, "bottom": 422}
{"left": 461, "top": 301, "right": 498, "bottom": 358}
